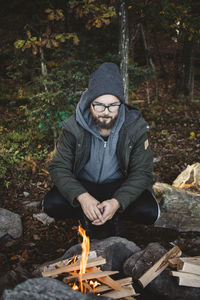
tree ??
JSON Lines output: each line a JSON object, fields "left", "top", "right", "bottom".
{"left": 118, "top": 0, "right": 129, "bottom": 103}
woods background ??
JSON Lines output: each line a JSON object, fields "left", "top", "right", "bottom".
{"left": 0, "top": 0, "right": 200, "bottom": 189}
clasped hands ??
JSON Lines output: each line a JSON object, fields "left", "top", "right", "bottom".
{"left": 77, "top": 192, "right": 120, "bottom": 225}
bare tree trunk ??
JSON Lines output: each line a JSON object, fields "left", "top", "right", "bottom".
{"left": 118, "top": 0, "right": 129, "bottom": 103}
{"left": 175, "top": 38, "right": 195, "bottom": 101}
{"left": 140, "top": 24, "right": 159, "bottom": 100}
{"left": 39, "top": 47, "right": 47, "bottom": 76}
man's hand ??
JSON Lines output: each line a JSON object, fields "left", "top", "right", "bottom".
{"left": 77, "top": 192, "right": 104, "bottom": 222}
{"left": 92, "top": 198, "right": 120, "bottom": 226}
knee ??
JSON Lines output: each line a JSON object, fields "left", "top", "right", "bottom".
{"left": 123, "top": 190, "right": 160, "bottom": 225}
{"left": 42, "top": 188, "right": 67, "bottom": 219}
{"left": 42, "top": 193, "right": 57, "bottom": 217}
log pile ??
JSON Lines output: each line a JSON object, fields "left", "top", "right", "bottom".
{"left": 137, "top": 245, "right": 200, "bottom": 289}
{"left": 40, "top": 251, "right": 138, "bottom": 299}
{"left": 169, "top": 256, "right": 200, "bottom": 288}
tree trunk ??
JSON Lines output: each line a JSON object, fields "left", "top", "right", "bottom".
{"left": 175, "top": 37, "right": 195, "bottom": 100}
{"left": 39, "top": 46, "right": 47, "bottom": 76}
{"left": 140, "top": 24, "right": 159, "bottom": 100}
{"left": 118, "top": 0, "right": 129, "bottom": 103}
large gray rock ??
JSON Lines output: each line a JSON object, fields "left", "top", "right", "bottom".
{"left": 1, "top": 278, "right": 111, "bottom": 300}
{"left": 0, "top": 208, "right": 23, "bottom": 239}
{"left": 123, "top": 242, "right": 200, "bottom": 300}
{"left": 153, "top": 182, "right": 200, "bottom": 232}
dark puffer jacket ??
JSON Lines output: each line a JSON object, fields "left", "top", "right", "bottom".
{"left": 49, "top": 105, "right": 153, "bottom": 211}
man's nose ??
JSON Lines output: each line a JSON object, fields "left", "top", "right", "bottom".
{"left": 103, "top": 107, "right": 110, "bottom": 114}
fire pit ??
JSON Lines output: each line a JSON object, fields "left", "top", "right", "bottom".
{"left": 41, "top": 226, "right": 138, "bottom": 299}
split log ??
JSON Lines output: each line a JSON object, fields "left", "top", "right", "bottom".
{"left": 42, "top": 256, "right": 106, "bottom": 277}
{"left": 168, "top": 257, "right": 182, "bottom": 268}
{"left": 172, "top": 162, "right": 200, "bottom": 188}
{"left": 86, "top": 266, "right": 121, "bottom": 291}
{"left": 153, "top": 182, "right": 200, "bottom": 232}
{"left": 138, "top": 245, "right": 181, "bottom": 288}
{"left": 171, "top": 271, "right": 200, "bottom": 288}
{"left": 178, "top": 257, "right": 200, "bottom": 275}
{"left": 65, "top": 270, "right": 119, "bottom": 281}
{"left": 95, "top": 277, "right": 132, "bottom": 293}
{"left": 103, "top": 284, "right": 137, "bottom": 299}
{"left": 40, "top": 250, "right": 97, "bottom": 273}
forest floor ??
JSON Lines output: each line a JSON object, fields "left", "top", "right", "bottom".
{"left": 0, "top": 87, "right": 200, "bottom": 297}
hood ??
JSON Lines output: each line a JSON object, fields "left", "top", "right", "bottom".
{"left": 75, "top": 91, "right": 125, "bottom": 139}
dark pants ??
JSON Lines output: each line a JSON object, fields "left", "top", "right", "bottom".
{"left": 43, "top": 179, "right": 160, "bottom": 225}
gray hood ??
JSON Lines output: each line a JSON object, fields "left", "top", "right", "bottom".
{"left": 75, "top": 91, "right": 125, "bottom": 183}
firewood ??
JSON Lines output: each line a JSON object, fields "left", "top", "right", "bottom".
{"left": 102, "top": 284, "right": 137, "bottom": 299}
{"left": 40, "top": 250, "right": 97, "bottom": 273}
{"left": 177, "top": 257, "right": 200, "bottom": 275}
{"left": 42, "top": 256, "right": 106, "bottom": 277}
{"left": 95, "top": 277, "right": 132, "bottom": 293}
{"left": 168, "top": 257, "right": 182, "bottom": 268}
{"left": 138, "top": 245, "right": 182, "bottom": 288}
{"left": 171, "top": 271, "right": 200, "bottom": 288}
{"left": 66, "top": 270, "right": 119, "bottom": 281}
{"left": 86, "top": 266, "right": 121, "bottom": 291}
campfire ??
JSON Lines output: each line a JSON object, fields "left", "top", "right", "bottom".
{"left": 40, "top": 226, "right": 200, "bottom": 298}
{"left": 41, "top": 226, "right": 138, "bottom": 299}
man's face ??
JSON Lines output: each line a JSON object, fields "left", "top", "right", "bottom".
{"left": 90, "top": 95, "right": 121, "bottom": 130}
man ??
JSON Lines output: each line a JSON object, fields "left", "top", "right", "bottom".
{"left": 43, "top": 62, "right": 160, "bottom": 237}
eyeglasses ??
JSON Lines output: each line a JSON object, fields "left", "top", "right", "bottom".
{"left": 92, "top": 103, "right": 121, "bottom": 113}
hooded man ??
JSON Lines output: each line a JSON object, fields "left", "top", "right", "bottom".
{"left": 43, "top": 62, "right": 160, "bottom": 237}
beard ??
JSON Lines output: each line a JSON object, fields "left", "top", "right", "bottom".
{"left": 92, "top": 115, "right": 118, "bottom": 130}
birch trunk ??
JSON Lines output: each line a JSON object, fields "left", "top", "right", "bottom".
{"left": 118, "top": 0, "right": 129, "bottom": 103}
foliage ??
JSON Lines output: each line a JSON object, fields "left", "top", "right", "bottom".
{"left": 129, "top": 63, "right": 157, "bottom": 90}
{"left": 0, "top": 124, "right": 50, "bottom": 187}
{"left": 68, "top": 0, "right": 116, "bottom": 29}
{"left": 14, "top": 8, "right": 79, "bottom": 56}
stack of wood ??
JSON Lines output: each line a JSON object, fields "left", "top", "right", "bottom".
{"left": 137, "top": 245, "right": 200, "bottom": 289}
{"left": 40, "top": 251, "right": 138, "bottom": 299}
{"left": 169, "top": 256, "right": 200, "bottom": 288}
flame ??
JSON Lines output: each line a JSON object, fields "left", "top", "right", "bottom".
{"left": 78, "top": 225, "right": 90, "bottom": 293}
{"left": 71, "top": 282, "right": 79, "bottom": 291}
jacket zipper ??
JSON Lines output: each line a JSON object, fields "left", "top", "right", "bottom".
{"left": 97, "top": 141, "right": 107, "bottom": 183}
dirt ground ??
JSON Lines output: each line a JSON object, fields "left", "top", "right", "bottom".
{"left": 0, "top": 95, "right": 200, "bottom": 297}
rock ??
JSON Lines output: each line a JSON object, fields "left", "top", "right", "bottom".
{"left": 1, "top": 277, "right": 110, "bottom": 300}
{"left": 40, "top": 237, "right": 141, "bottom": 278}
{"left": 153, "top": 182, "right": 200, "bottom": 232}
{"left": 0, "top": 208, "right": 23, "bottom": 239}
{"left": 23, "top": 201, "right": 40, "bottom": 210}
{"left": 123, "top": 242, "right": 200, "bottom": 300}
{"left": 91, "top": 237, "right": 141, "bottom": 274}
{"left": 23, "top": 191, "right": 30, "bottom": 197}
{"left": 33, "top": 213, "right": 55, "bottom": 225}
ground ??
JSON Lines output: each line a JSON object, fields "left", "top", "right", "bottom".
{"left": 0, "top": 92, "right": 200, "bottom": 296}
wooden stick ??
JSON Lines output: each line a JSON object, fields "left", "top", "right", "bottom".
{"left": 40, "top": 251, "right": 97, "bottom": 273}
{"left": 66, "top": 270, "right": 119, "bottom": 281}
{"left": 178, "top": 258, "right": 200, "bottom": 275}
{"left": 168, "top": 257, "right": 182, "bottom": 269}
{"left": 42, "top": 256, "right": 106, "bottom": 277}
{"left": 103, "top": 284, "right": 137, "bottom": 299}
{"left": 87, "top": 266, "right": 121, "bottom": 291}
{"left": 171, "top": 271, "right": 200, "bottom": 288}
{"left": 138, "top": 246, "right": 182, "bottom": 288}
{"left": 95, "top": 277, "right": 132, "bottom": 293}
